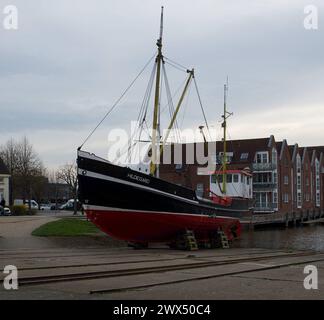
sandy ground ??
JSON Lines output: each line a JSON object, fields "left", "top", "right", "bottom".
{"left": 0, "top": 215, "right": 58, "bottom": 250}
{"left": 0, "top": 213, "right": 126, "bottom": 250}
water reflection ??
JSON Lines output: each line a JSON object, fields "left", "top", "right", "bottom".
{"left": 237, "top": 224, "right": 324, "bottom": 252}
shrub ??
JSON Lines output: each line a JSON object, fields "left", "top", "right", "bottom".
{"left": 11, "top": 205, "right": 37, "bottom": 216}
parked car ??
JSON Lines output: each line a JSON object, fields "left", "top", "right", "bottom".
{"left": 59, "top": 199, "right": 82, "bottom": 211}
{"left": 4, "top": 207, "right": 11, "bottom": 216}
{"left": 24, "top": 200, "right": 39, "bottom": 210}
{"left": 50, "top": 203, "right": 60, "bottom": 210}
{"left": 40, "top": 203, "right": 52, "bottom": 210}
{"left": 0, "top": 206, "right": 11, "bottom": 216}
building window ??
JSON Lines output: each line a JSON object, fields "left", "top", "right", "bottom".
{"left": 273, "top": 172, "right": 277, "bottom": 184}
{"left": 256, "top": 152, "right": 268, "bottom": 164}
{"left": 240, "top": 153, "right": 249, "bottom": 160}
{"left": 273, "top": 192, "right": 278, "bottom": 204}
{"left": 284, "top": 175, "right": 289, "bottom": 185}
{"left": 272, "top": 148, "right": 277, "bottom": 164}
{"left": 297, "top": 155, "right": 301, "bottom": 173}
{"left": 283, "top": 193, "right": 289, "bottom": 203}
{"left": 226, "top": 174, "right": 232, "bottom": 183}
{"left": 306, "top": 177, "right": 309, "bottom": 186}
{"left": 233, "top": 174, "right": 239, "bottom": 183}
{"left": 305, "top": 193, "right": 310, "bottom": 202}
{"left": 211, "top": 175, "right": 217, "bottom": 184}
{"left": 247, "top": 177, "right": 250, "bottom": 185}
{"left": 297, "top": 176, "right": 301, "bottom": 189}
{"left": 316, "top": 192, "right": 320, "bottom": 206}
{"left": 297, "top": 192, "right": 302, "bottom": 207}
{"left": 196, "top": 183, "right": 204, "bottom": 197}
{"left": 315, "top": 161, "right": 320, "bottom": 175}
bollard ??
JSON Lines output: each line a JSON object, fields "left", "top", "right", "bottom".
{"left": 285, "top": 212, "right": 289, "bottom": 228}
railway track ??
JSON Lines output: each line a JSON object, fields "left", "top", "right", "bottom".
{"left": 14, "top": 248, "right": 291, "bottom": 271}
{"left": 17, "top": 250, "right": 317, "bottom": 287}
{"left": 91, "top": 254, "right": 324, "bottom": 295}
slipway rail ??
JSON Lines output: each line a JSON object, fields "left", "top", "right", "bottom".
{"left": 91, "top": 254, "right": 324, "bottom": 295}
{"left": 17, "top": 251, "right": 315, "bottom": 287}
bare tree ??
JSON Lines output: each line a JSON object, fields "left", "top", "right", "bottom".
{"left": 0, "top": 138, "right": 19, "bottom": 205}
{"left": 0, "top": 138, "right": 19, "bottom": 175}
{"left": 0, "top": 137, "right": 44, "bottom": 210}
{"left": 56, "top": 163, "right": 78, "bottom": 215}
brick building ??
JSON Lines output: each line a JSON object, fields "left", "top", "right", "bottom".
{"left": 159, "top": 136, "right": 324, "bottom": 215}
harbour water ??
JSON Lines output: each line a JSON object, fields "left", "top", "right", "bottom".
{"left": 237, "top": 224, "right": 324, "bottom": 252}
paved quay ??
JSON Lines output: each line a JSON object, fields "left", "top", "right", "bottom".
{"left": 1, "top": 215, "right": 323, "bottom": 300}
{"left": 1, "top": 245, "right": 323, "bottom": 300}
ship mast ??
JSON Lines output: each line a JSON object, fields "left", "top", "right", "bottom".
{"left": 221, "top": 79, "right": 232, "bottom": 194}
{"left": 149, "top": 7, "right": 194, "bottom": 177}
{"left": 150, "top": 6, "right": 164, "bottom": 177}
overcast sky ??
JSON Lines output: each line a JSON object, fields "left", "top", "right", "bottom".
{"left": 1, "top": 0, "right": 323, "bottom": 169}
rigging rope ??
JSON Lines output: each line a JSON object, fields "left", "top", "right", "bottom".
{"left": 162, "top": 62, "right": 181, "bottom": 143}
{"left": 193, "top": 77, "right": 211, "bottom": 141}
{"left": 78, "top": 52, "right": 156, "bottom": 150}
{"left": 164, "top": 56, "right": 188, "bottom": 72}
{"left": 115, "top": 61, "right": 157, "bottom": 164}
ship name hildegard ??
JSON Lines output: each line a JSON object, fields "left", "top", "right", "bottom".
{"left": 127, "top": 173, "right": 150, "bottom": 184}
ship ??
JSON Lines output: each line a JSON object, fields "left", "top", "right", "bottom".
{"left": 77, "top": 7, "right": 247, "bottom": 247}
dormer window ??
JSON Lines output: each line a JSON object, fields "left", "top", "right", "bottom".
{"left": 240, "top": 153, "right": 249, "bottom": 160}
{"left": 219, "top": 152, "right": 233, "bottom": 164}
{"left": 272, "top": 148, "right": 277, "bottom": 164}
{"left": 296, "top": 154, "right": 301, "bottom": 173}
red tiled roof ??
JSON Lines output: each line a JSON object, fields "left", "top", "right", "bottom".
{"left": 174, "top": 137, "right": 271, "bottom": 164}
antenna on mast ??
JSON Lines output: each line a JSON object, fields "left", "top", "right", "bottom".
{"left": 221, "top": 77, "right": 233, "bottom": 195}
{"left": 159, "top": 6, "right": 164, "bottom": 44}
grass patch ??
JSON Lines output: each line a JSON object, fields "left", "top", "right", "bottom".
{"left": 32, "top": 218, "right": 100, "bottom": 237}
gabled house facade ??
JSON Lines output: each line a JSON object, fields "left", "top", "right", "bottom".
{"left": 252, "top": 135, "right": 278, "bottom": 213}
{"left": 307, "top": 146, "right": 324, "bottom": 210}
{"left": 0, "top": 157, "right": 10, "bottom": 205}
{"left": 300, "top": 147, "right": 313, "bottom": 212}
{"left": 159, "top": 136, "right": 324, "bottom": 215}
{"left": 276, "top": 140, "right": 293, "bottom": 214}
{"left": 290, "top": 144, "right": 303, "bottom": 212}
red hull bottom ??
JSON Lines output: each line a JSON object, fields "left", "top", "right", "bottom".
{"left": 86, "top": 208, "right": 241, "bottom": 243}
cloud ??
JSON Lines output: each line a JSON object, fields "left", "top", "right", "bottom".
{"left": 0, "top": 0, "right": 324, "bottom": 169}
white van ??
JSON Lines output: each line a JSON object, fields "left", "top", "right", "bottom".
{"left": 14, "top": 199, "right": 24, "bottom": 206}
{"left": 25, "top": 200, "right": 39, "bottom": 210}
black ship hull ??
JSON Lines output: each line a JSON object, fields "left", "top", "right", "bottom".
{"left": 77, "top": 150, "right": 247, "bottom": 243}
